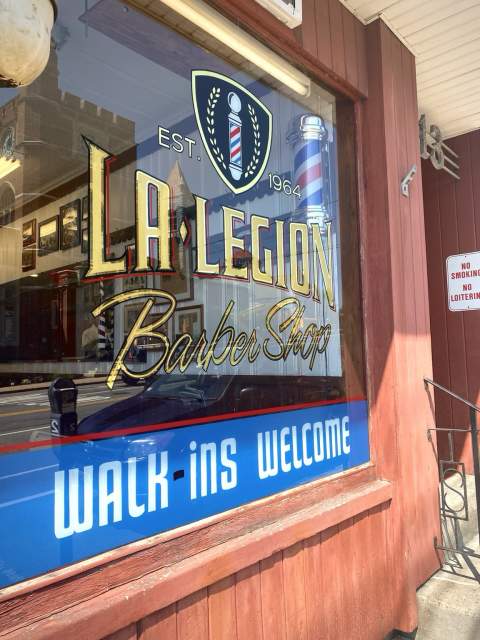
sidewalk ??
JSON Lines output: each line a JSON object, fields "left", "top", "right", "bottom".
{"left": 0, "top": 376, "right": 109, "bottom": 394}
{"left": 416, "top": 474, "right": 480, "bottom": 640}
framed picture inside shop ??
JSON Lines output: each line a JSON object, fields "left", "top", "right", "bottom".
{"left": 82, "top": 195, "right": 89, "bottom": 221}
{"left": 21, "top": 244, "right": 36, "bottom": 272}
{"left": 173, "top": 304, "right": 203, "bottom": 342}
{"left": 22, "top": 219, "right": 37, "bottom": 272}
{"left": 146, "top": 315, "right": 169, "bottom": 352}
{"left": 22, "top": 219, "right": 35, "bottom": 246}
{"left": 38, "top": 216, "right": 59, "bottom": 256}
{"left": 124, "top": 303, "right": 146, "bottom": 333}
{"left": 60, "top": 200, "right": 80, "bottom": 249}
{"left": 81, "top": 228, "right": 88, "bottom": 253}
{"left": 123, "top": 274, "right": 147, "bottom": 292}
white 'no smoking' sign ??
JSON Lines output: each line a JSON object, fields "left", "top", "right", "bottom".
{"left": 447, "top": 251, "right": 480, "bottom": 311}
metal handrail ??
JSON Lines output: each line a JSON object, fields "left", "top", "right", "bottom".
{"left": 424, "top": 376, "right": 480, "bottom": 555}
{"left": 424, "top": 377, "right": 480, "bottom": 412}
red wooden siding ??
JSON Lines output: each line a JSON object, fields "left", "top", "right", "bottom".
{"left": 361, "top": 18, "right": 440, "bottom": 631}
{"left": 103, "top": 508, "right": 396, "bottom": 640}
{"left": 298, "top": 0, "right": 368, "bottom": 96}
{"left": 423, "top": 129, "right": 480, "bottom": 470}
{"left": 209, "top": 0, "right": 368, "bottom": 98}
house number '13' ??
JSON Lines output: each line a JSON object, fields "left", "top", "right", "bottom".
{"left": 419, "top": 114, "right": 459, "bottom": 180}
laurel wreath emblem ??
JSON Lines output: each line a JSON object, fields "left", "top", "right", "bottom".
{"left": 245, "top": 104, "right": 261, "bottom": 177}
{"left": 206, "top": 88, "right": 226, "bottom": 170}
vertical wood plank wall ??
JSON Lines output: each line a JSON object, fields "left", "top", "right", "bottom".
{"left": 105, "top": 506, "right": 391, "bottom": 640}
{"left": 297, "top": 0, "right": 368, "bottom": 97}
{"left": 423, "top": 130, "right": 480, "bottom": 470}
{"left": 337, "top": 98, "right": 366, "bottom": 397}
{"left": 361, "top": 18, "right": 439, "bottom": 632}
{"left": 210, "top": 0, "right": 368, "bottom": 98}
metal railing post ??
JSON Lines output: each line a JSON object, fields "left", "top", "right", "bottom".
{"left": 469, "top": 406, "right": 480, "bottom": 546}
{"left": 424, "top": 377, "right": 480, "bottom": 560}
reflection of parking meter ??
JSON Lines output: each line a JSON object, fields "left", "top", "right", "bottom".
{"left": 48, "top": 378, "right": 78, "bottom": 437}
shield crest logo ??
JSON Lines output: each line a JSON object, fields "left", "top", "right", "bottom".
{"left": 192, "top": 70, "right": 273, "bottom": 195}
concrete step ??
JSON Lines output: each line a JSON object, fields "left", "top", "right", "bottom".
{"left": 417, "top": 571, "right": 480, "bottom": 640}
{"left": 416, "top": 474, "right": 480, "bottom": 640}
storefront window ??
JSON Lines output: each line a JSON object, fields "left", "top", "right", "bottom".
{"left": 0, "top": 0, "right": 367, "bottom": 588}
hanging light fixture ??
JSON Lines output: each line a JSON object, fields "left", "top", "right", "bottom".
{"left": 155, "top": 0, "right": 311, "bottom": 97}
{"left": 0, "top": 0, "right": 58, "bottom": 88}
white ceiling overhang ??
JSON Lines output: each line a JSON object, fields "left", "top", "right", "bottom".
{"left": 340, "top": 0, "right": 480, "bottom": 139}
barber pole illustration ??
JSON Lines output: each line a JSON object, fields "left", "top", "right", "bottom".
{"left": 97, "top": 280, "right": 106, "bottom": 350}
{"left": 228, "top": 92, "right": 242, "bottom": 180}
{"left": 286, "top": 114, "right": 328, "bottom": 231}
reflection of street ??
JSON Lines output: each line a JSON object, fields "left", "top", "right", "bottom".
{"left": 0, "top": 383, "right": 141, "bottom": 448}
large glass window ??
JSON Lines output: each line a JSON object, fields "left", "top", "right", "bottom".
{"left": 0, "top": 0, "right": 368, "bottom": 588}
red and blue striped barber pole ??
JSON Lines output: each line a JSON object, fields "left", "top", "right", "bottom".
{"left": 230, "top": 123, "right": 241, "bottom": 164}
{"left": 97, "top": 280, "right": 106, "bottom": 350}
{"left": 286, "top": 114, "right": 328, "bottom": 231}
{"left": 228, "top": 92, "right": 242, "bottom": 181}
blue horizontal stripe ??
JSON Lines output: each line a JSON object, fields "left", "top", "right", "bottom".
{"left": 299, "top": 188, "right": 323, "bottom": 209}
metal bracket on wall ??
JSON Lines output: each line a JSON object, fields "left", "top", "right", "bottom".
{"left": 401, "top": 164, "right": 417, "bottom": 197}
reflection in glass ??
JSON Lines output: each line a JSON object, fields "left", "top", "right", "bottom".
{"left": 0, "top": 0, "right": 364, "bottom": 449}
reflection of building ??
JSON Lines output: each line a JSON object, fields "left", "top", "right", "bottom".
{"left": 0, "top": 41, "right": 135, "bottom": 373}
{"left": 0, "top": 183, "right": 14, "bottom": 226}
{"left": 0, "top": 41, "right": 135, "bottom": 221}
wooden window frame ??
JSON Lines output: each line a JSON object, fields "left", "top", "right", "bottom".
{"left": 0, "top": 4, "right": 386, "bottom": 637}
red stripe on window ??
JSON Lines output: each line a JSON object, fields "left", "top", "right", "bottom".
{"left": 0, "top": 396, "right": 367, "bottom": 454}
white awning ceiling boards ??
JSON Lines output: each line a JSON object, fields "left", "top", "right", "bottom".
{"left": 340, "top": 0, "right": 480, "bottom": 139}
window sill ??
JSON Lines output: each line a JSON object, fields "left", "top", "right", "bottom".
{"left": 0, "top": 469, "right": 391, "bottom": 639}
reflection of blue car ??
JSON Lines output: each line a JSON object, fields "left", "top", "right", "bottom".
{"left": 77, "top": 373, "right": 344, "bottom": 436}
{"left": 77, "top": 374, "right": 233, "bottom": 435}
{"left": 79, "top": 429, "right": 176, "bottom": 466}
